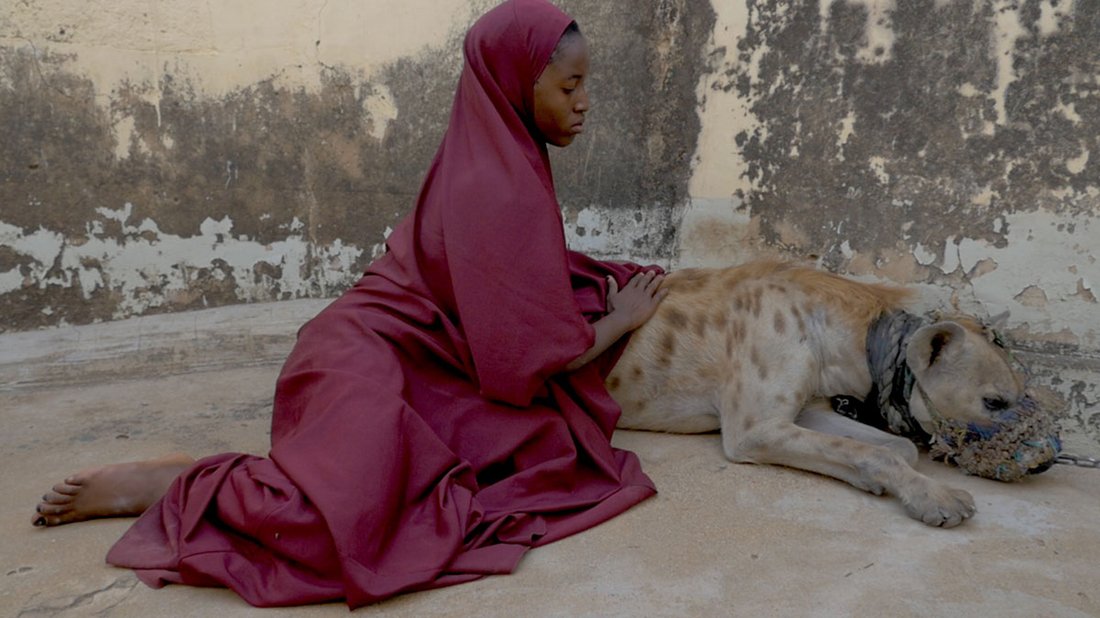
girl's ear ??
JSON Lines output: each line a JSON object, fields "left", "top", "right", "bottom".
{"left": 905, "top": 321, "right": 968, "bottom": 381}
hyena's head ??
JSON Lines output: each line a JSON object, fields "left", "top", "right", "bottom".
{"left": 904, "top": 316, "right": 1061, "bottom": 482}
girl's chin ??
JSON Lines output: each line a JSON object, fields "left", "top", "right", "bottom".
{"left": 551, "top": 134, "right": 578, "bottom": 147}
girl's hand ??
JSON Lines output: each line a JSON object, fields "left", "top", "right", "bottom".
{"left": 606, "top": 271, "right": 667, "bottom": 332}
{"left": 564, "top": 271, "right": 667, "bottom": 372}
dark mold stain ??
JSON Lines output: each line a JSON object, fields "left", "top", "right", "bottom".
{"left": 0, "top": 42, "right": 451, "bottom": 330}
{"left": 554, "top": 0, "right": 717, "bottom": 257}
{"left": 721, "top": 0, "right": 1100, "bottom": 270}
{"left": 0, "top": 1, "right": 716, "bottom": 331}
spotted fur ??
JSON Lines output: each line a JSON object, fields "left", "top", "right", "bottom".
{"left": 608, "top": 261, "right": 1032, "bottom": 527}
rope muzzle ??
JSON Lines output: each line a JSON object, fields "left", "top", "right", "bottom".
{"left": 848, "top": 311, "right": 1062, "bottom": 482}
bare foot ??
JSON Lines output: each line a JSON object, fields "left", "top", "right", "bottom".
{"left": 32, "top": 453, "right": 195, "bottom": 527}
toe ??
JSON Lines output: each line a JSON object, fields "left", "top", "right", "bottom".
{"left": 36, "top": 502, "right": 73, "bottom": 515}
{"left": 43, "top": 491, "right": 74, "bottom": 505}
{"left": 52, "top": 482, "right": 81, "bottom": 496}
{"left": 922, "top": 512, "right": 944, "bottom": 526}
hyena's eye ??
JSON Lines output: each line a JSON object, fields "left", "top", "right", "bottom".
{"left": 982, "top": 396, "right": 1009, "bottom": 412}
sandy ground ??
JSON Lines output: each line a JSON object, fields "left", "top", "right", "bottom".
{"left": 3, "top": 300, "right": 1099, "bottom": 617}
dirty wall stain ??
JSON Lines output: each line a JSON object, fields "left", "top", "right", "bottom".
{"left": 0, "top": 0, "right": 715, "bottom": 332}
{"left": 0, "top": 43, "right": 450, "bottom": 331}
{"left": 722, "top": 0, "right": 1098, "bottom": 269}
{"left": 555, "top": 0, "right": 715, "bottom": 259}
{"left": 704, "top": 0, "right": 1099, "bottom": 449}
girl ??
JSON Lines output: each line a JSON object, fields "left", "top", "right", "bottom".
{"left": 32, "top": 0, "right": 665, "bottom": 608}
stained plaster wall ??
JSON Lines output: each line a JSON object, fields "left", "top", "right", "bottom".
{"left": 1, "top": 0, "right": 707, "bottom": 330}
{"left": 2, "top": 1, "right": 1098, "bottom": 451}
{"left": 684, "top": 0, "right": 1100, "bottom": 453}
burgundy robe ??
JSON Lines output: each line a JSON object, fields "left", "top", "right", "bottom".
{"left": 106, "top": 0, "right": 657, "bottom": 608}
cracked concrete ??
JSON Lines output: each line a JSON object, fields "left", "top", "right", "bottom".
{"left": 2, "top": 302, "right": 1099, "bottom": 617}
{"left": 15, "top": 576, "right": 139, "bottom": 617}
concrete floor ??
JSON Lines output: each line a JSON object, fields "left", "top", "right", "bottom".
{"left": 3, "top": 300, "right": 1099, "bottom": 617}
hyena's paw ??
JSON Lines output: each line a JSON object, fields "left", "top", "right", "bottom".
{"left": 901, "top": 481, "right": 976, "bottom": 528}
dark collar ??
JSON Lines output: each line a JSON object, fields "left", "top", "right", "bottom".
{"left": 833, "top": 311, "right": 933, "bottom": 445}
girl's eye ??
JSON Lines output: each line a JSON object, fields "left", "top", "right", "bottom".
{"left": 563, "top": 88, "right": 575, "bottom": 94}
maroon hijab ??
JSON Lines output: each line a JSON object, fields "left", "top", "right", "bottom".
{"left": 106, "top": 0, "right": 657, "bottom": 608}
{"left": 385, "top": 0, "right": 598, "bottom": 405}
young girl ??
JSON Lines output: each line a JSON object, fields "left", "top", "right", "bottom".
{"left": 32, "top": 0, "right": 665, "bottom": 608}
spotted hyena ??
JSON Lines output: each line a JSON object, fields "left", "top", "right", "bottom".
{"left": 609, "top": 261, "right": 1059, "bottom": 527}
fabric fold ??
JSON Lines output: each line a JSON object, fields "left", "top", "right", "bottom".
{"left": 106, "top": 0, "right": 659, "bottom": 608}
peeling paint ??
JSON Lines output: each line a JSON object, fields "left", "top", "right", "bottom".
{"left": 564, "top": 206, "right": 672, "bottom": 264}
{"left": 1066, "top": 148, "right": 1089, "bottom": 175}
{"left": 112, "top": 115, "right": 136, "bottom": 160}
{"left": 913, "top": 243, "right": 937, "bottom": 266}
{"left": 992, "top": 0, "right": 1025, "bottom": 127}
{"left": 361, "top": 85, "right": 398, "bottom": 142}
{"left": 950, "top": 210, "right": 1099, "bottom": 348}
{"left": 1, "top": 0, "right": 714, "bottom": 330}
{"left": 853, "top": 0, "right": 897, "bottom": 64}
{"left": 689, "top": 0, "right": 754, "bottom": 199}
{"left": 1037, "top": 0, "right": 1070, "bottom": 38}
{"left": 0, "top": 213, "right": 366, "bottom": 316}
{"left": 1015, "top": 285, "right": 1048, "bottom": 308}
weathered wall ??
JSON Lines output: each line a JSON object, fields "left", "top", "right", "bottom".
{"left": 684, "top": 0, "right": 1099, "bottom": 452}
{"left": 1, "top": 0, "right": 711, "bottom": 328}
{"left": 2, "top": 1, "right": 1097, "bottom": 450}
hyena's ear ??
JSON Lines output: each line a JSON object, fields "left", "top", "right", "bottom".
{"left": 906, "top": 321, "right": 968, "bottom": 381}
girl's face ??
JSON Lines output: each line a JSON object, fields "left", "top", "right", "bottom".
{"left": 533, "top": 36, "right": 590, "bottom": 147}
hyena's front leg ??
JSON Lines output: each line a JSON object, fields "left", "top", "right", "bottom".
{"left": 720, "top": 387, "right": 975, "bottom": 527}
{"left": 795, "top": 398, "right": 919, "bottom": 466}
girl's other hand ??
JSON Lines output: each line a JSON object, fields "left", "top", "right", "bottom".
{"left": 606, "top": 271, "right": 667, "bottom": 332}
